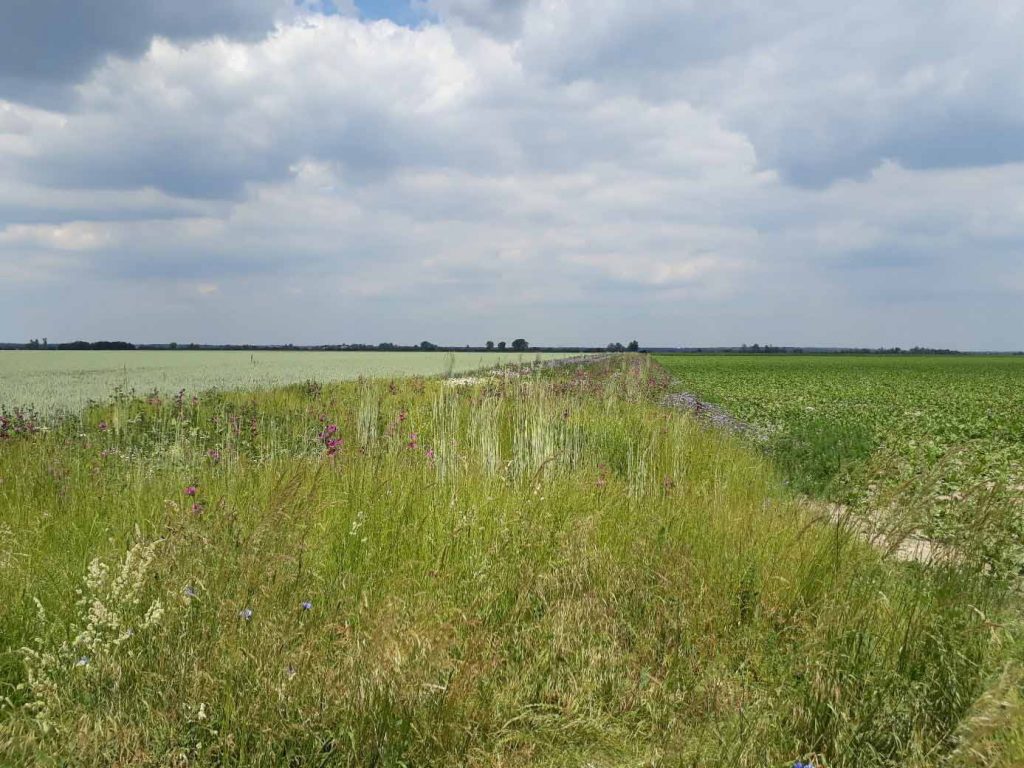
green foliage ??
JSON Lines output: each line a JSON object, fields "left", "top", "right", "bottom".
{"left": 0, "top": 356, "right": 1021, "bottom": 766}
{"left": 658, "top": 355, "right": 1024, "bottom": 556}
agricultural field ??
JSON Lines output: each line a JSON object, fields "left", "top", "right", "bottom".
{"left": 658, "top": 355, "right": 1024, "bottom": 561}
{"left": 2, "top": 355, "right": 1024, "bottom": 767}
{"left": 0, "top": 351, "right": 572, "bottom": 417}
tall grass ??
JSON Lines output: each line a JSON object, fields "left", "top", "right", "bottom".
{"left": 0, "top": 358, "right": 1020, "bottom": 766}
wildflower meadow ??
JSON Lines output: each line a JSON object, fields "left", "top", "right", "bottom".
{"left": 1, "top": 356, "right": 1023, "bottom": 766}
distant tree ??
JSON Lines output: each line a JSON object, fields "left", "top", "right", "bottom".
{"left": 169, "top": 342, "right": 178, "bottom": 349}
{"left": 511, "top": 338, "right": 529, "bottom": 351}
{"left": 627, "top": 340, "right": 639, "bottom": 351}
{"left": 188, "top": 342, "right": 198, "bottom": 349}
{"left": 606, "top": 342, "right": 625, "bottom": 352}
{"left": 485, "top": 340, "right": 495, "bottom": 350}
{"left": 419, "top": 340, "right": 438, "bottom": 351}
{"left": 28, "top": 338, "right": 39, "bottom": 349}
{"left": 42, "top": 337, "right": 48, "bottom": 349}
{"left": 497, "top": 341, "right": 507, "bottom": 350}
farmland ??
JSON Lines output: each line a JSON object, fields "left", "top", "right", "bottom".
{"left": 0, "top": 351, "right": 572, "bottom": 417}
{"left": 2, "top": 354, "right": 1024, "bottom": 766}
{"left": 658, "top": 355, "right": 1024, "bottom": 562}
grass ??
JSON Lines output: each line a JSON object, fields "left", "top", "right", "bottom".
{"left": 0, "top": 356, "right": 1022, "bottom": 766}
{"left": 0, "top": 350, "right": 575, "bottom": 417}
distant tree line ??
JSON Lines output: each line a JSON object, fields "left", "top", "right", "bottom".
{"left": 665, "top": 345, "right": 974, "bottom": 355}
{"left": 734, "top": 344, "right": 966, "bottom": 355}
{"left": 21, "top": 339, "right": 135, "bottom": 350}
{"left": 605, "top": 341, "right": 640, "bottom": 352}
{"left": 5, "top": 339, "right": 622, "bottom": 352}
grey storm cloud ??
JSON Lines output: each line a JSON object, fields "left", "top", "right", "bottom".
{"left": 0, "top": 0, "right": 294, "bottom": 104}
{"left": 421, "top": 0, "right": 531, "bottom": 37}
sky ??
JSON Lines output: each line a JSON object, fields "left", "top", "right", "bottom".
{"left": 1, "top": 0, "right": 1022, "bottom": 349}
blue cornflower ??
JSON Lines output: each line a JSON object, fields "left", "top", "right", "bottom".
{"left": 301, "top": 600, "right": 313, "bottom": 611}
{"left": 183, "top": 585, "right": 197, "bottom": 599}
{"left": 239, "top": 608, "right": 253, "bottom": 621}
{"left": 75, "top": 655, "right": 90, "bottom": 667}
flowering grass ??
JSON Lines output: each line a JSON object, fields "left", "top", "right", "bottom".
{"left": 0, "top": 357, "right": 1022, "bottom": 766}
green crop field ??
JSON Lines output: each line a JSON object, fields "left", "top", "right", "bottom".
{"left": 3, "top": 355, "right": 1024, "bottom": 767}
{"left": 658, "top": 354, "right": 1024, "bottom": 562}
{"left": 0, "top": 351, "right": 573, "bottom": 417}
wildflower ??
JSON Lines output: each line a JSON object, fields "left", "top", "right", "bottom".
{"left": 239, "top": 608, "right": 253, "bottom": 621}
{"left": 286, "top": 664, "right": 298, "bottom": 680}
{"left": 184, "top": 485, "right": 198, "bottom": 497}
{"left": 207, "top": 449, "right": 221, "bottom": 463}
{"left": 75, "top": 655, "right": 90, "bottom": 667}
{"left": 425, "top": 447, "right": 435, "bottom": 462}
{"left": 398, "top": 409, "right": 407, "bottom": 422}
{"left": 301, "top": 600, "right": 313, "bottom": 611}
{"left": 408, "top": 433, "right": 419, "bottom": 449}
{"left": 191, "top": 502, "right": 205, "bottom": 514}
{"left": 183, "top": 585, "right": 197, "bottom": 599}
{"left": 97, "top": 421, "right": 108, "bottom": 432}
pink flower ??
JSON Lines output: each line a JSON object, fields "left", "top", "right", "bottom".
{"left": 97, "top": 421, "right": 108, "bottom": 432}
{"left": 184, "top": 485, "right": 198, "bottom": 497}
{"left": 407, "top": 433, "right": 419, "bottom": 449}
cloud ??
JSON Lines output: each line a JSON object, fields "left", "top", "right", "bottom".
{"left": 502, "top": 1, "right": 1024, "bottom": 186}
{"left": 0, "top": 0, "right": 313, "bottom": 105}
{"left": 421, "top": 0, "right": 531, "bottom": 37}
{"left": 0, "top": 2, "right": 1022, "bottom": 349}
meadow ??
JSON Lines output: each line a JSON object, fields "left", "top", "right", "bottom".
{"left": 2, "top": 355, "right": 1024, "bottom": 766}
{"left": 658, "top": 355, "right": 1024, "bottom": 566}
{"left": 0, "top": 351, "right": 571, "bottom": 417}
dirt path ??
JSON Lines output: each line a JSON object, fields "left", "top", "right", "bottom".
{"left": 662, "top": 391, "right": 757, "bottom": 435}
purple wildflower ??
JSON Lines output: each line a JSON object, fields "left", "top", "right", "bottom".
{"left": 301, "top": 600, "right": 313, "bottom": 611}
{"left": 207, "top": 449, "right": 221, "bottom": 463}
{"left": 184, "top": 485, "right": 198, "bottom": 497}
{"left": 239, "top": 608, "right": 253, "bottom": 621}
{"left": 97, "top": 421, "right": 108, "bottom": 432}
{"left": 183, "top": 585, "right": 198, "bottom": 599}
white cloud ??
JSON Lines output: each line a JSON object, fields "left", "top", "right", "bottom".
{"left": 0, "top": 2, "right": 1021, "bottom": 348}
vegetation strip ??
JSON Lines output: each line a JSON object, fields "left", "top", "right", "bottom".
{"left": 1, "top": 355, "right": 1022, "bottom": 766}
